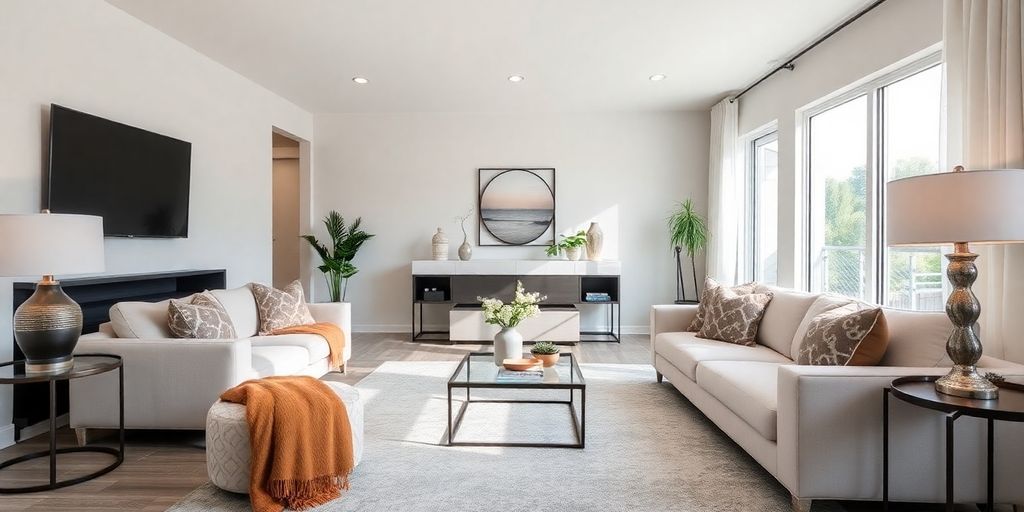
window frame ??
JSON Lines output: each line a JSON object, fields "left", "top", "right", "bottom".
{"left": 799, "top": 50, "right": 942, "bottom": 303}
{"left": 743, "top": 125, "right": 779, "bottom": 283}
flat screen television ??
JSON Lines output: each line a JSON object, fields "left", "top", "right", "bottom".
{"left": 47, "top": 104, "right": 192, "bottom": 238}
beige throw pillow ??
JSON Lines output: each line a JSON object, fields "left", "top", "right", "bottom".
{"left": 795, "top": 303, "right": 889, "bottom": 366}
{"left": 688, "top": 277, "right": 757, "bottom": 332}
{"left": 251, "top": 280, "right": 316, "bottom": 335}
{"left": 168, "top": 292, "right": 237, "bottom": 339}
{"left": 697, "top": 286, "right": 773, "bottom": 346}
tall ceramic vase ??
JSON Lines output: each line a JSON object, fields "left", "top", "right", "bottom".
{"left": 493, "top": 327, "right": 524, "bottom": 366}
{"left": 586, "top": 222, "right": 604, "bottom": 261}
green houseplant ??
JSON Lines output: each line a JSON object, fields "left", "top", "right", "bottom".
{"left": 302, "top": 211, "right": 374, "bottom": 302}
{"left": 530, "top": 341, "right": 561, "bottom": 367}
{"left": 668, "top": 199, "right": 709, "bottom": 303}
{"left": 544, "top": 230, "right": 588, "bottom": 261}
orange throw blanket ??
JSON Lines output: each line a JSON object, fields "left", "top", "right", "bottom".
{"left": 220, "top": 376, "right": 354, "bottom": 512}
{"left": 272, "top": 322, "right": 346, "bottom": 370}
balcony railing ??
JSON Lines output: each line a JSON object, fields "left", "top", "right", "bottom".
{"left": 818, "top": 245, "right": 943, "bottom": 311}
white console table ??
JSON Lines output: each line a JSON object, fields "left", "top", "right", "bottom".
{"left": 411, "top": 259, "right": 621, "bottom": 343}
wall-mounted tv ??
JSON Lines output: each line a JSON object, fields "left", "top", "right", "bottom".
{"left": 47, "top": 104, "right": 192, "bottom": 238}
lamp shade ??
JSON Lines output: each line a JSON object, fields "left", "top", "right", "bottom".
{"left": 0, "top": 213, "right": 105, "bottom": 277}
{"left": 886, "top": 169, "right": 1024, "bottom": 246}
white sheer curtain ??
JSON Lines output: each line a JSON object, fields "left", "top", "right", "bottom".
{"left": 944, "top": 0, "right": 1024, "bottom": 361}
{"left": 705, "top": 98, "right": 743, "bottom": 286}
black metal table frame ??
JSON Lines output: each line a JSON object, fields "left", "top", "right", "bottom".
{"left": 0, "top": 354, "right": 124, "bottom": 493}
{"left": 446, "top": 352, "right": 585, "bottom": 449}
{"left": 882, "top": 375, "right": 1022, "bottom": 512}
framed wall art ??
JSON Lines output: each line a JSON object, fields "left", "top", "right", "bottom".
{"left": 478, "top": 168, "right": 555, "bottom": 246}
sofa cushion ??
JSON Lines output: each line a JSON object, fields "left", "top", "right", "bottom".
{"left": 251, "top": 280, "right": 316, "bottom": 335}
{"left": 110, "top": 299, "right": 183, "bottom": 339}
{"left": 795, "top": 303, "right": 887, "bottom": 366}
{"left": 250, "top": 334, "right": 330, "bottom": 365}
{"left": 789, "top": 294, "right": 854, "bottom": 359}
{"left": 697, "top": 286, "right": 773, "bottom": 346}
{"left": 696, "top": 361, "right": 781, "bottom": 441}
{"left": 251, "top": 346, "right": 311, "bottom": 377}
{"left": 754, "top": 285, "right": 818, "bottom": 356}
{"left": 654, "top": 331, "right": 792, "bottom": 380}
{"left": 689, "top": 277, "right": 756, "bottom": 332}
{"left": 211, "top": 286, "right": 259, "bottom": 338}
{"left": 168, "top": 292, "right": 237, "bottom": 339}
{"left": 879, "top": 308, "right": 952, "bottom": 367}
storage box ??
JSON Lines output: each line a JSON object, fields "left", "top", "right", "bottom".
{"left": 449, "top": 306, "right": 580, "bottom": 342}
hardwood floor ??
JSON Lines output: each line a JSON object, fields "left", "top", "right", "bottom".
{"left": 0, "top": 333, "right": 650, "bottom": 511}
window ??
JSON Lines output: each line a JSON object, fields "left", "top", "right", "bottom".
{"left": 748, "top": 131, "right": 778, "bottom": 284}
{"left": 803, "top": 54, "right": 944, "bottom": 310}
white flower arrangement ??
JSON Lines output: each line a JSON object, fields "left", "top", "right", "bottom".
{"left": 478, "top": 281, "right": 547, "bottom": 328}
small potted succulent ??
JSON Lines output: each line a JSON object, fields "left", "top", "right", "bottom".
{"left": 530, "top": 341, "right": 561, "bottom": 367}
{"left": 544, "top": 230, "right": 588, "bottom": 261}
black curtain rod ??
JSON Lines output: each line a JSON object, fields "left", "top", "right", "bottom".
{"left": 729, "top": 0, "right": 889, "bottom": 103}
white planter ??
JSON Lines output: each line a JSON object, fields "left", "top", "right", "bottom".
{"left": 493, "top": 327, "right": 524, "bottom": 366}
{"left": 564, "top": 247, "right": 582, "bottom": 261}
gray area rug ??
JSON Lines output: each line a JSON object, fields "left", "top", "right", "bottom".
{"left": 169, "top": 362, "right": 859, "bottom": 512}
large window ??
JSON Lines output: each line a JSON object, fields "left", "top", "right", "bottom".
{"left": 749, "top": 131, "right": 778, "bottom": 284}
{"left": 804, "top": 55, "right": 943, "bottom": 310}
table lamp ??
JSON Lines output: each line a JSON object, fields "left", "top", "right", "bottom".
{"left": 887, "top": 167, "right": 1024, "bottom": 399}
{"left": 0, "top": 211, "right": 104, "bottom": 373}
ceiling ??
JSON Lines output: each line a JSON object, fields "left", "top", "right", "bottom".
{"left": 108, "top": 0, "right": 872, "bottom": 114}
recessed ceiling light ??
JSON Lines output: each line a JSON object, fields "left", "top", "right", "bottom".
{"left": 507, "top": 75, "right": 525, "bottom": 83}
{"left": 649, "top": 74, "right": 667, "bottom": 81}
{"left": 352, "top": 77, "right": 369, "bottom": 84}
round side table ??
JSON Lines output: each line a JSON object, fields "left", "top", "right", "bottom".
{"left": 0, "top": 354, "right": 124, "bottom": 493}
{"left": 883, "top": 375, "right": 1024, "bottom": 512}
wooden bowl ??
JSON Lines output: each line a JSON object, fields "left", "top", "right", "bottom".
{"left": 502, "top": 358, "right": 543, "bottom": 371}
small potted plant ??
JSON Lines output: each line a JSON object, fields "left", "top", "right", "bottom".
{"left": 544, "top": 230, "right": 588, "bottom": 261}
{"left": 530, "top": 341, "right": 561, "bottom": 367}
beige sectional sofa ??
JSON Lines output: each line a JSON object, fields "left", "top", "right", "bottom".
{"left": 651, "top": 285, "right": 1024, "bottom": 509}
{"left": 69, "top": 285, "right": 351, "bottom": 436}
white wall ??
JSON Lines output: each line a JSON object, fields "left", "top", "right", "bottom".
{"left": 313, "top": 111, "right": 709, "bottom": 332}
{"left": 736, "top": 0, "right": 942, "bottom": 289}
{"left": 0, "top": 0, "right": 313, "bottom": 447}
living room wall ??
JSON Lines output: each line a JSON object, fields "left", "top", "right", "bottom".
{"left": 0, "top": 0, "right": 314, "bottom": 448}
{"left": 312, "top": 111, "right": 709, "bottom": 333}
{"left": 736, "top": 0, "right": 942, "bottom": 289}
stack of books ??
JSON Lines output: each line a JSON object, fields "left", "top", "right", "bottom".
{"left": 496, "top": 368, "right": 543, "bottom": 382}
{"left": 584, "top": 292, "right": 612, "bottom": 302}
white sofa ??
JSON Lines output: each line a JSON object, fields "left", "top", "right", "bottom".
{"left": 69, "top": 285, "right": 352, "bottom": 437}
{"left": 651, "top": 285, "right": 1024, "bottom": 509}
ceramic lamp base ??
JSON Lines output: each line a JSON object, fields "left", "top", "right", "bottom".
{"left": 13, "top": 279, "right": 83, "bottom": 374}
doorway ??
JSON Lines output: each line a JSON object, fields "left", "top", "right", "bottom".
{"left": 272, "top": 132, "right": 301, "bottom": 289}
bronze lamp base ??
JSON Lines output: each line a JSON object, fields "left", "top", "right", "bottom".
{"left": 937, "top": 244, "right": 997, "bottom": 400}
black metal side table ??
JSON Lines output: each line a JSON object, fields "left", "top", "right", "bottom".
{"left": 883, "top": 375, "right": 1024, "bottom": 512}
{"left": 0, "top": 354, "right": 124, "bottom": 493}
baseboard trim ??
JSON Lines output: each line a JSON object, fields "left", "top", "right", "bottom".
{"left": 0, "top": 423, "right": 13, "bottom": 449}
{"left": 354, "top": 324, "right": 649, "bottom": 335}
{"left": 16, "top": 413, "right": 68, "bottom": 442}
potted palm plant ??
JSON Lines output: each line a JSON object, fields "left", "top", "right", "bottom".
{"left": 668, "top": 199, "right": 708, "bottom": 303}
{"left": 302, "top": 211, "right": 374, "bottom": 302}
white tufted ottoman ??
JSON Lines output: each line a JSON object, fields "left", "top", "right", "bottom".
{"left": 205, "top": 381, "right": 364, "bottom": 493}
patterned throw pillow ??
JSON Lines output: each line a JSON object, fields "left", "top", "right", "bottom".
{"left": 251, "top": 280, "right": 316, "bottom": 335}
{"left": 688, "top": 277, "right": 757, "bottom": 332}
{"left": 796, "top": 303, "right": 889, "bottom": 366}
{"left": 168, "top": 292, "right": 237, "bottom": 339}
{"left": 697, "top": 286, "right": 773, "bottom": 346}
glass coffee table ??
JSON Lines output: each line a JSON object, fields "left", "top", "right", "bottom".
{"left": 447, "top": 351, "right": 585, "bottom": 448}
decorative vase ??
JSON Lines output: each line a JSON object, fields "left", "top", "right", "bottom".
{"left": 458, "top": 235, "right": 472, "bottom": 261}
{"left": 531, "top": 352, "right": 560, "bottom": 367}
{"left": 586, "top": 222, "right": 604, "bottom": 261}
{"left": 565, "top": 246, "right": 581, "bottom": 261}
{"left": 431, "top": 228, "right": 448, "bottom": 260}
{"left": 493, "top": 327, "right": 524, "bottom": 366}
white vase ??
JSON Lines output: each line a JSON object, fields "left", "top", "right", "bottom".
{"left": 458, "top": 232, "right": 472, "bottom": 261}
{"left": 586, "top": 222, "right": 604, "bottom": 261}
{"left": 431, "top": 227, "right": 448, "bottom": 260}
{"left": 565, "top": 246, "right": 581, "bottom": 261}
{"left": 493, "top": 327, "right": 524, "bottom": 366}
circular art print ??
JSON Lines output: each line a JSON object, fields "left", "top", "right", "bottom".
{"left": 478, "top": 168, "right": 555, "bottom": 246}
